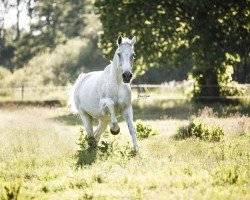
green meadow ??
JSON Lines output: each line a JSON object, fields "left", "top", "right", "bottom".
{"left": 0, "top": 100, "right": 249, "bottom": 199}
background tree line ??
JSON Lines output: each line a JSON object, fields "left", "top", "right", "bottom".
{"left": 0, "top": 0, "right": 249, "bottom": 98}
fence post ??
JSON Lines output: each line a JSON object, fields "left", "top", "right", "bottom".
{"left": 137, "top": 84, "right": 140, "bottom": 100}
{"left": 21, "top": 85, "right": 24, "bottom": 101}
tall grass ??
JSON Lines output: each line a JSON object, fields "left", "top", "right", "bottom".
{"left": 0, "top": 103, "right": 249, "bottom": 199}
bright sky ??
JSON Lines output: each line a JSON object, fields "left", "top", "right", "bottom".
{"left": 3, "top": 2, "right": 29, "bottom": 29}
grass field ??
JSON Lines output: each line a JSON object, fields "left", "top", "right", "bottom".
{"left": 0, "top": 100, "right": 249, "bottom": 199}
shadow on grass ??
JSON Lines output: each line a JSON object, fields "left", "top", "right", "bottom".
{"left": 54, "top": 113, "right": 82, "bottom": 126}
{"left": 133, "top": 99, "right": 250, "bottom": 120}
{"left": 76, "top": 147, "right": 98, "bottom": 167}
{"left": 75, "top": 135, "right": 98, "bottom": 167}
{"left": 52, "top": 100, "right": 250, "bottom": 126}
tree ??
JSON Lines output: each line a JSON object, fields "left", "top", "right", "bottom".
{"left": 31, "top": 0, "right": 86, "bottom": 47}
{"left": 0, "top": 0, "right": 16, "bottom": 70}
{"left": 15, "top": 0, "right": 20, "bottom": 40}
{"left": 12, "top": 0, "right": 86, "bottom": 69}
{"left": 95, "top": 0, "right": 249, "bottom": 97}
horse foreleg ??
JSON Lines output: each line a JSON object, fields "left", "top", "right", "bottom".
{"left": 79, "top": 109, "right": 94, "bottom": 137}
{"left": 100, "top": 99, "right": 120, "bottom": 135}
{"left": 122, "top": 105, "right": 139, "bottom": 150}
{"left": 94, "top": 119, "right": 108, "bottom": 142}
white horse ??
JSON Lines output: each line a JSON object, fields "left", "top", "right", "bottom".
{"left": 68, "top": 36, "right": 139, "bottom": 149}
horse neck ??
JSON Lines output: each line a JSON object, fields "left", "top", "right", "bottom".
{"left": 111, "top": 53, "right": 123, "bottom": 85}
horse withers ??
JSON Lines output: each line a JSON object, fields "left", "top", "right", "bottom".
{"left": 68, "top": 36, "right": 139, "bottom": 150}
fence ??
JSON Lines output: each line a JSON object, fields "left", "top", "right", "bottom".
{"left": 0, "top": 84, "right": 250, "bottom": 102}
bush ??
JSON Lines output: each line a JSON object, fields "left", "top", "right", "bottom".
{"left": 75, "top": 133, "right": 98, "bottom": 167}
{"left": 0, "top": 89, "right": 11, "bottom": 97}
{"left": 4, "top": 37, "right": 102, "bottom": 87}
{"left": 175, "top": 119, "right": 224, "bottom": 142}
{"left": 0, "top": 66, "right": 12, "bottom": 87}
{"left": 4, "top": 68, "right": 27, "bottom": 87}
{"left": 75, "top": 129, "right": 139, "bottom": 167}
{"left": 136, "top": 120, "right": 158, "bottom": 139}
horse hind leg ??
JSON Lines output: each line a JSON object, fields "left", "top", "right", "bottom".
{"left": 94, "top": 119, "right": 109, "bottom": 142}
{"left": 79, "top": 109, "right": 94, "bottom": 137}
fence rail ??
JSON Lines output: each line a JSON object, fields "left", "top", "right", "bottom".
{"left": 0, "top": 84, "right": 249, "bottom": 102}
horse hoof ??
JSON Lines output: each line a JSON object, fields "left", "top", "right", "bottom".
{"left": 110, "top": 127, "right": 120, "bottom": 135}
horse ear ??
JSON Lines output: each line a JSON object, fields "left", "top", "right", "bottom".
{"left": 117, "top": 35, "right": 122, "bottom": 46}
{"left": 130, "top": 36, "right": 136, "bottom": 46}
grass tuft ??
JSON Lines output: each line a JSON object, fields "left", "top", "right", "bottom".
{"left": 1, "top": 180, "right": 22, "bottom": 200}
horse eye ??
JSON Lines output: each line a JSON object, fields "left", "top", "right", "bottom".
{"left": 118, "top": 53, "right": 121, "bottom": 57}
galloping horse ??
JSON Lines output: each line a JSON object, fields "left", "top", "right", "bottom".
{"left": 68, "top": 36, "right": 139, "bottom": 149}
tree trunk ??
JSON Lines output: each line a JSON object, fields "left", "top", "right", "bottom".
{"left": 27, "top": 0, "right": 33, "bottom": 34}
{"left": 16, "top": 0, "right": 20, "bottom": 40}
{"left": 198, "top": 68, "right": 220, "bottom": 98}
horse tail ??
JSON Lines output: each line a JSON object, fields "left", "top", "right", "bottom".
{"left": 67, "top": 73, "right": 85, "bottom": 114}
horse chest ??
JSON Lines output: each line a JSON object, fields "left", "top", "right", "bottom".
{"left": 106, "top": 87, "right": 129, "bottom": 107}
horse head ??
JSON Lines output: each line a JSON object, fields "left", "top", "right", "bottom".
{"left": 115, "top": 35, "right": 136, "bottom": 83}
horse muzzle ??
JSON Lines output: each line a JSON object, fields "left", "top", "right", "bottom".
{"left": 122, "top": 72, "right": 132, "bottom": 83}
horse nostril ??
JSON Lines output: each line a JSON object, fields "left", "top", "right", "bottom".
{"left": 129, "top": 73, "right": 132, "bottom": 78}
{"left": 122, "top": 73, "right": 126, "bottom": 78}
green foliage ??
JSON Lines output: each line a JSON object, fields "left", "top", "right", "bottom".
{"left": 4, "top": 68, "right": 27, "bottom": 87}
{"left": 0, "top": 67, "right": 11, "bottom": 81}
{"left": 3, "top": 36, "right": 107, "bottom": 87}
{"left": 212, "top": 165, "right": 239, "bottom": 185}
{"left": 190, "top": 52, "right": 246, "bottom": 98}
{"left": 0, "top": 0, "right": 90, "bottom": 71}
{"left": 0, "top": 67, "right": 11, "bottom": 87}
{"left": 217, "top": 55, "right": 246, "bottom": 96}
{"left": 75, "top": 129, "right": 139, "bottom": 168}
{"left": 136, "top": 120, "right": 158, "bottom": 139}
{"left": 95, "top": 0, "right": 249, "bottom": 96}
{"left": 75, "top": 131, "right": 98, "bottom": 166}
{"left": 175, "top": 119, "right": 224, "bottom": 142}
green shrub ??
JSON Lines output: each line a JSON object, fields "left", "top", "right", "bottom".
{"left": 75, "top": 129, "right": 139, "bottom": 167}
{"left": 0, "top": 67, "right": 12, "bottom": 87}
{"left": 75, "top": 133, "right": 98, "bottom": 167}
{"left": 0, "top": 67, "right": 11, "bottom": 80}
{"left": 136, "top": 120, "right": 158, "bottom": 139}
{"left": 0, "top": 89, "right": 11, "bottom": 97}
{"left": 175, "top": 119, "right": 224, "bottom": 142}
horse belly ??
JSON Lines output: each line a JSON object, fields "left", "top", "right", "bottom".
{"left": 80, "top": 92, "right": 102, "bottom": 117}
{"left": 76, "top": 74, "right": 103, "bottom": 118}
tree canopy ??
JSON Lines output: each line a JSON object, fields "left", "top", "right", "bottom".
{"left": 95, "top": 0, "right": 249, "bottom": 96}
{"left": 0, "top": 0, "right": 87, "bottom": 70}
